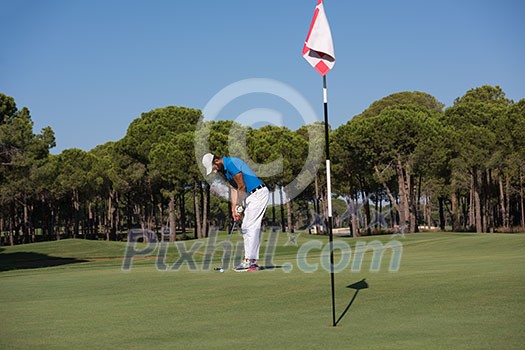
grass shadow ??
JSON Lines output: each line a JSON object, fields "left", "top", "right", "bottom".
{"left": 0, "top": 252, "right": 88, "bottom": 272}
{"left": 335, "top": 279, "right": 369, "bottom": 326}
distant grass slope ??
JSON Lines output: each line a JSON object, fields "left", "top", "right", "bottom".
{"left": 1, "top": 232, "right": 524, "bottom": 350}
{"left": 0, "top": 239, "right": 128, "bottom": 271}
{"left": 0, "top": 238, "right": 128, "bottom": 259}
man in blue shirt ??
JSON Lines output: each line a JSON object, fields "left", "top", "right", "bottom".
{"left": 202, "top": 153, "right": 269, "bottom": 272}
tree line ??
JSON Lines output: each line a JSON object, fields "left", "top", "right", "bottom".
{"left": 1, "top": 85, "right": 524, "bottom": 245}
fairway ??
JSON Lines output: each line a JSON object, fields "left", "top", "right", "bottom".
{"left": 1, "top": 232, "right": 524, "bottom": 350}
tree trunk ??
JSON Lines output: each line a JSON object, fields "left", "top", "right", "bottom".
{"left": 389, "top": 196, "right": 396, "bottom": 229}
{"left": 146, "top": 193, "right": 153, "bottom": 232}
{"left": 352, "top": 192, "right": 360, "bottom": 236}
{"left": 374, "top": 165, "right": 402, "bottom": 223}
{"left": 9, "top": 210, "right": 15, "bottom": 245}
{"left": 179, "top": 192, "right": 187, "bottom": 233}
{"left": 94, "top": 202, "right": 100, "bottom": 239}
{"left": 481, "top": 170, "right": 494, "bottom": 232}
{"left": 202, "top": 183, "right": 209, "bottom": 238}
{"left": 73, "top": 189, "right": 80, "bottom": 238}
{"left": 379, "top": 194, "right": 383, "bottom": 230}
{"left": 396, "top": 159, "right": 410, "bottom": 230}
{"left": 505, "top": 174, "right": 511, "bottom": 229}
{"left": 473, "top": 169, "right": 482, "bottom": 233}
{"left": 52, "top": 207, "right": 60, "bottom": 241}
{"left": 158, "top": 202, "right": 165, "bottom": 242}
{"left": 346, "top": 195, "right": 358, "bottom": 237}
{"left": 422, "top": 195, "right": 427, "bottom": 229}
{"left": 426, "top": 195, "right": 432, "bottom": 229}
{"left": 361, "top": 190, "right": 371, "bottom": 235}
{"left": 206, "top": 184, "right": 211, "bottom": 234}
{"left": 498, "top": 174, "right": 507, "bottom": 228}
{"left": 520, "top": 166, "right": 525, "bottom": 229}
{"left": 199, "top": 183, "right": 204, "bottom": 236}
{"left": 127, "top": 193, "right": 134, "bottom": 232}
{"left": 469, "top": 172, "right": 475, "bottom": 230}
{"left": 22, "top": 201, "right": 30, "bottom": 243}
{"left": 107, "top": 193, "right": 112, "bottom": 241}
{"left": 194, "top": 182, "right": 202, "bottom": 239}
{"left": 438, "top": 197, "right": 446, "bottom": 231}
{"left": 314, "top": 175, "right": 322, "bottom": 234}
{"left": 374, "top": 193, "right": 380, "bottom": 231}
{"left": 113, "top": 194, "right": 119, "bottom": 239}
{"left": 285, "top": 186, "right": 294, "bottom": 233}
{"left": 451, "top": 192, "right": 460, "bottom": 231}
{"left": 279, "top": 186, "right": 286, "bottom": 232}
{"left": 461, "top": 194, "right": 468, "bottom": 229}
{"left": 88, "top": 202, "right": 94, "bottom": 239}
{"left": 271, "top": 187, "right": 276, "bottom": 224}
{"left": 169, "top": 193, "right": 176, "bottom": 242}
{"left": 416, "top": 175, "right": 423, "bottom": 232}
{"left": 410, "top": 174, "right": 418, "bottom": 233}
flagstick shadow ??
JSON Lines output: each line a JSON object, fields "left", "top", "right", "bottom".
{"left": 335, "top": 278, "right": 369, "bottom": 326}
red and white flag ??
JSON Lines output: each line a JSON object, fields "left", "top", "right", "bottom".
{"left": 302, "top": 0, "right": 335, "bottom": 76}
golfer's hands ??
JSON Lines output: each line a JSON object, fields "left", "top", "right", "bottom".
{"left": 232, "top": 210, "right": 241, "bottom": 221}
{"left": 232, "top": 205, "right": 243, "bottom": 221}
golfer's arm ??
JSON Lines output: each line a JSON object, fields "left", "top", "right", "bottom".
{"left": 230, "top": 186, "right": 238, "bottom": 210}
{"left": 232, "top": 172, "right": 246, "bottom": 207}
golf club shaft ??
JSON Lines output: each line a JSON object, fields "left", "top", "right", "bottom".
{"left": 228, "top": 220, "right": 237, "bottom": 240}
{"left": 215, "top": 220, "right": 237, "bottom": 271}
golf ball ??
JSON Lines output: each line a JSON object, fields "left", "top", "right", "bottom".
{"left": 220, "top": 268, "right": 224, "bottom": 273}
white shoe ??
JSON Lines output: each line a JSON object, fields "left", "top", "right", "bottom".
{"left": 233, "top": 259, "right": 251, "bottom": 272}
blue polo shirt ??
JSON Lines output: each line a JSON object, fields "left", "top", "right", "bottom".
{"left": 223, "top": 157, "right": 263, "bottom": 193}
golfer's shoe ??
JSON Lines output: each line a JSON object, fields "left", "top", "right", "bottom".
{"left": 246, "top": 264, "right": 260, "bottom": 272}
{"left": 233, "top": 260, "right": 251, "bottom": 272}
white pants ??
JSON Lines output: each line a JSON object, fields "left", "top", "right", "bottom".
{"left": 242, "top": 186, "right": 269, "bottom": 260}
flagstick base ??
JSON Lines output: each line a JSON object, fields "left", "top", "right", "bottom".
{"left": 328, "top": 215, "right": 336, "bottom": 327}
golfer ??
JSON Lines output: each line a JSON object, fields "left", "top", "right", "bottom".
{"left": 202, "top": 153, "right": 269, "bottom": 272}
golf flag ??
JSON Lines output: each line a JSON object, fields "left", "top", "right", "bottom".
{"left": 303, "top": 0, "right": 335, "bottom": 76}
{"left": 303, "top": 0, "right": 337, "bottom": 327}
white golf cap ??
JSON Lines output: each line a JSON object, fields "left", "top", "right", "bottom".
{"left": 202, "top": 153, "right": 214, "bottom": 175}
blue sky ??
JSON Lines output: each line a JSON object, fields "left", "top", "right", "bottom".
{"left": 1, "top": 0, "right": 524, "bottom": 153}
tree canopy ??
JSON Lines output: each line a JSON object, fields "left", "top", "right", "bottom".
{"left": 1, "top": 85, "right": 524, "bottom": 245}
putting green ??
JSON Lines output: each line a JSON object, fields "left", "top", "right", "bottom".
{"left": 1, "top": 232, "right": 524, "bottom": 349}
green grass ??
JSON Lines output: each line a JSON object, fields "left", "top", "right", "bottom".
{"left": 1, "top": 232, "right": 524, "bottom": 349}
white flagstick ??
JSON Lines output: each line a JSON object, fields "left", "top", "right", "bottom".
{"left": 326, "top": 159, "right": 332, "bottom": 216}
{"left": 324, "top": 82, "right": 332, "bottom": 218}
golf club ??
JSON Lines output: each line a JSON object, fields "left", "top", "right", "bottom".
{"left": 213, "top": 220, "right": 237, "bottom": 272}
